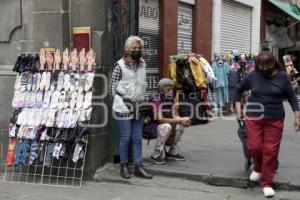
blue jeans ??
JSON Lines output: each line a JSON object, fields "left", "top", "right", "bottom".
{"left": 115, "top": 112, "right": 143, "bottom": 167}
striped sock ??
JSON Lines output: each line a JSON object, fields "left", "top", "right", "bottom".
{"left": 28, "top": 141, "right": 39, "bottom": 165}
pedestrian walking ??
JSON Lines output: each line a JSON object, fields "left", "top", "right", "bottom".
{"left": 235, "top": 51, "right": 300, "bottom": 198}
{"left": 109, "top": 36, "right": 152, "bottom": 179}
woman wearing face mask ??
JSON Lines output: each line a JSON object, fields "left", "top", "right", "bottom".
{"left": 150, "top": 78, "right": 191, "bottom": 165}
{"left": 109, "top": 36, "right": 152, "bottom": 179}
{"left": 235, "top": 51, "right": 300, "bottom": 198}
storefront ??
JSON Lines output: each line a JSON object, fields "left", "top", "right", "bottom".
{"left": 138, "top": 0, "right": 199, "bottom": 94}
{"left": 0, "top": 0, "right": 214, "bottom": 178}
{"left": 138, "top": 0, "right": 160, "bottom": 94}
{"left": 260, "top": 0, "right": 300, "bottom": 66}
{"left": 220, "top": 0, "right": 252, "bottom": 55}
{"left": 178, "top": 3, "right": 193, "bottom": 54}
{"left": 213, "top": 0, "right": 261, "bottom": 57}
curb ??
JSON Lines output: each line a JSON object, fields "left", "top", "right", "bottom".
{"left": 94, "top": 166, "right": 300, "bottom": 192}
{"left": 146, "top": 169, "right": 300, "bottom": 191}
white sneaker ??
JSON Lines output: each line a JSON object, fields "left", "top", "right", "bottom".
{"left": 262, "top": 187, "right": 275, "bottom": 198}
{"left": 250, "top": 171, "right": 262, "bottom": 181}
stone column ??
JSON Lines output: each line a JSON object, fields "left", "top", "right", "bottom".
{"left": 193, "top": 0, "right": 213, "bottom": 60}
{"left": 159, "top": 0, "right": 178, "bottom": 78}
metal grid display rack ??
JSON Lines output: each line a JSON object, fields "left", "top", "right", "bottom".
{"left": 3, "top": 49, "right": 95, "bottom": 188}
{"left": 4, "top": 137, "right": 88, "bottom": 188}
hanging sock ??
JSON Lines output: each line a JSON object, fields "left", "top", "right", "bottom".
{"left": 72, "top": 143, "right": 83, "bottom": 163}
{"left": 28, "top": 141, "right": 39, "bottom": 165}
{"left": 65, "top": 143, "right": 75, "bottom": 160}
{"left": 59, "top": 143, "right": 66, "bottom": 158}
{"left": 9, "top": 124, "right": 18, "bottom": 138}
{"left": 79, "top": 147, "right": 85, "bottom": 160}
{"left": 22, "top": 140, "right": 31, "bottom": 165}
{"left": 44, "top": 143, "right": 54, "bottom": 167}
{"left": 39, "top": 143, "right": 45, "bottom": 162}
{"left": 6, "top": 138, "right": 17, "bottom": 167}
{"left": 14, "top": 140, "right": 25, "bottom": 167}
{"left": 52, "top": 143, "right": 62, "bottom": 160}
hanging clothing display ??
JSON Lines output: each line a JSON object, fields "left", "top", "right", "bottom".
{"left": 228, "top": 66, "right": 239, "bottom": 105}
{"left": 226, "top": 52, "right": 255, "bottom": 111}
{"left": 5, "top": 48, "right": 95, "bottom": 187}
{"left": 168, "top": 54, "right": 210, "bottom": 124}
{"left": 198, "top": 57, "right": 217, "bottom": 84}
{"left": 212, "top": 59, "right": 229, "bottom": 106}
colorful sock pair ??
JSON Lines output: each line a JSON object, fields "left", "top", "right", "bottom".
{"left": 14, "top": 140, "right": 30, "bottom": 166}
{"left": 6, "top": 138, "right": 17, "bottom": 167}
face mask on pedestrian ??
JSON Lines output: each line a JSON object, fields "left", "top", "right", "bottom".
{"left": 131, "top": 50, "right": 143, "bottom": 61}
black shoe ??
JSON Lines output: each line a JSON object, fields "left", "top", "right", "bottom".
{"left": 135, "top": 166, "right": 152, "bottom": 179}
{"left": 166, "top": 152, "right": 185, "bottom": 161}
{"left": 120, "top": 164, "right": 131, "bottom": 179}
{"left": 151, "top": 155, "right": 165, "bottom": 165}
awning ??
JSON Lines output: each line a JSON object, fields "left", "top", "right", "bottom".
{"left": 268, "top": 0, "right": 300, "bottom": 21}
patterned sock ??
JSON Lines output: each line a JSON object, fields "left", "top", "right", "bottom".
{"left": 52, "top": 143, "right": 62, "bottom": 160}
{"left": 28, "top": 141, "right": 39, "bottom": 165}
{"left": 44, "top": 143, "right": 54, "bottom": 167}
{"left": 14, "top": 140, "right": 24, "bottom": 167}
{"left": 5, "top": 138, "right": 17, "bottom": 167}
{"left": 22, "top": 140, "right": 31, "bottom": 165}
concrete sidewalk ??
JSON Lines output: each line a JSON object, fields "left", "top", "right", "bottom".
{"left": 140, "top": 103, "right": 300, "bottom": 191}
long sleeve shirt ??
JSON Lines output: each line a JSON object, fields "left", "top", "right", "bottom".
{"left": 109, "top": 64, "right": 122, "bottom": 98}
{"left": 235, "top": 70, "right": 299, "bottom": 119}
{"left": 212, "top": 61, "right": 229, "bottom": 88}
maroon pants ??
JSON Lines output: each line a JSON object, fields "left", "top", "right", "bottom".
{"left": 246, "top": 119, "right": 284, "bottom": 187}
